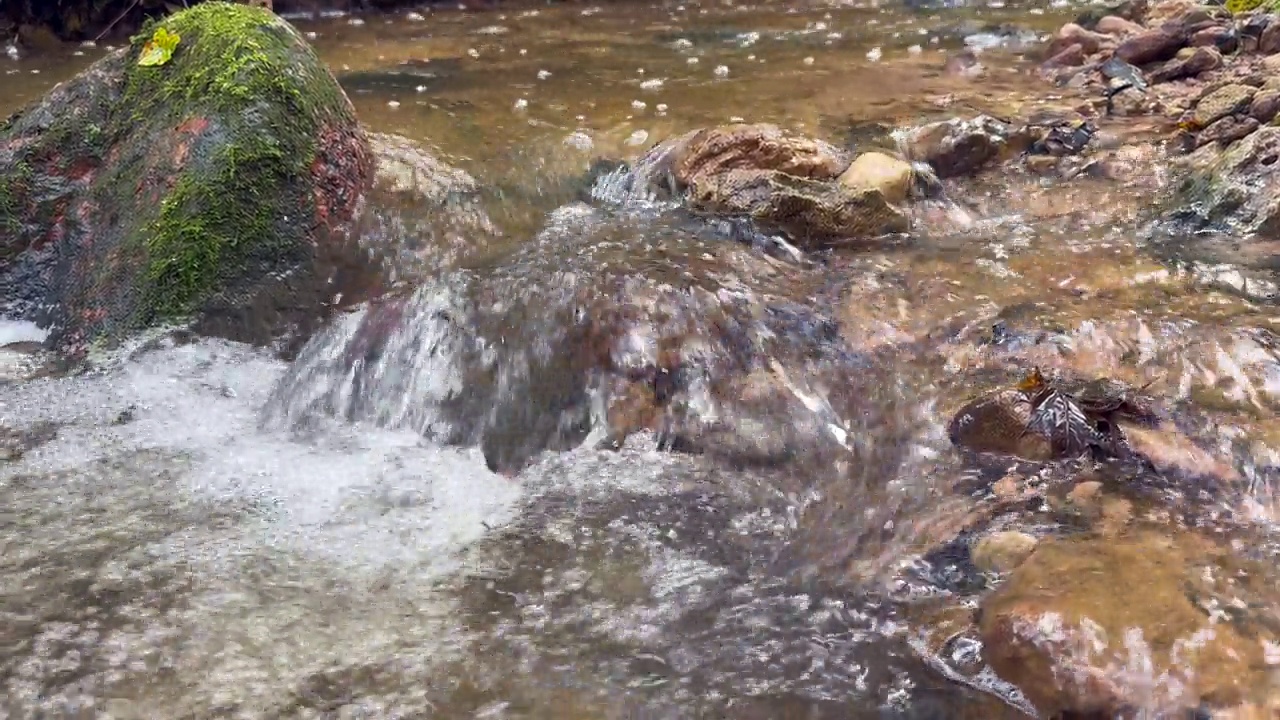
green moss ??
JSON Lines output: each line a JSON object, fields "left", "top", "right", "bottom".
{"left": 1225, "top": 0, "right": 1280, "bottom": 13}
{"left": 0, "top": 160, "right": 33, "bottom": 241}
{"left": 104, "top": 1, "right": 355, "bottom": 319}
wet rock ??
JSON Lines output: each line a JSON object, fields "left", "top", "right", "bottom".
{"left": 1115, "top": 27, "right": 1187, "bottom": 65}
{"left": 1197, "top": 114, "right": 1260, "bottom": 147}
{"left": 1249, "top": 89, "right": 1280, "bottom": 123}
{"left": 948, "top": 389, "right": 1054, "bottom": 461}
{"left": 901, "top": 115, "right": 1020, "bottom": 178}
{"left": 633, "top": 124, "right": 910, "bottom": 247}
{"left": 1189, "top": 24, "right": 1238, "bottom": 52}
{"left": 837, "top": 152, "right": 913, "bottom": 205}
{"left": 369, "top": 132, "right": 477, "bottom": 198}
{"left": 1043, "top": 43, "right": 1087, "bottom": 69}
{"left": 970, "top": 531, "right": 1038, "bottom": 573}
{"left": 979, "top": 531, "right": 1278, "bottom": 717}
{"left": 1096, "top": 15, "right": 1145, "bottom": 35}
{"left": 668, "top": 124, "right": 848, "bottom": 185}
{"left": 1192, "top": 84, "right": 1257, "bottom": 128}
{"left": 1076, "top": 0, "right": 1150, "bottom": 29}
{"left": 1148, "top": 45, "right": 1221, "bottom": 83}
{"left": 943, "top": 49, "right": 986, "bottom": 77}
{"left": 0, "top": 3, "right": 374, "bottom": 354}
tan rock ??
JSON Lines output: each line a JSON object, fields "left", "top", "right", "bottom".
{"left": 1095, "top": 14, "right": 1145, "bottom": 35}
{"left": 1263, "top": 52, "right": 1280, "bottom": 74}
{"left": 971, "top": 530, "right": 1038, "bottom": 573}
{"left": 838, "top": 152, "right": 913, "bottom": 205}
{"left": 1193, "top": 84, "right": 1257, "bottom": 128}
{"left": 1066, "top": 480, "right": 1104, "bottom": 506}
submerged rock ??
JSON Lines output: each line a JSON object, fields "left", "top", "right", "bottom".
{"left": 900, "top": 115, "right": 1027, "bottom": 178}
{"left": 0, "top": 2, "right": 374, "bottom": 354}
{"left": 980, "top": 530, "right": 1280, "bottom": 717}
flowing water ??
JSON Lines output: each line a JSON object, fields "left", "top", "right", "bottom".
{"left": 6, "top": 1, "right": 1280, "bottom": 718}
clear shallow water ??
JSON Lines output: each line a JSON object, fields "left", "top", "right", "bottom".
{"left": 6, "top": 0, "right": 1280, "bottom": 717}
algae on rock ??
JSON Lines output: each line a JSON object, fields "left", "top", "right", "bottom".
{"left": 0, "top": 1, "right": 375, "bottom": 353}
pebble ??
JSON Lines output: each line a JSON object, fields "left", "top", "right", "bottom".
{"left": 537, "top": 69, "right": 551, "bottom": 80}
{"left": 908, "top": 45, "right": 923, "bottom": 54}
{"left": 714, "top": 64, "right": 730, "bottom": 77}
{"left": 803, "top": 56, "right": 815, "bottom": 65}
{"left": 674, "top": 38, "right": 693, "bottom": 49}
{"left": 406, "top": 11, "right": 425, "bottom": 21}
{"left": 631, "top": 100, "right": 647, "bottom": 110}
{"left": 467, "top": 48, "right": 480, "bottom": 58}
{"left": 415, "top": 85, "right": 427, "bottom": 93}
{"left": 639, "top": 78, "right": 664, "bottom": 90}
{"left": 564, "top": 131, "right": 593, "bottom": 150}
{"left": 656, "top": 103, "right": 669, "bottom": 113}
{"left": 513, "top": 98, "right": 528, "bottom": 110}
{"left": 866, "top": 47, "right": 883, "bottom": 62}
{"left": 348, "top": 17, "right": 365, "bottom": 26}
{"left": 387, "top": 100, "right": 401, "bottom": 108}
{"left": 304, "top": 31, "right": 318, "bottom": 40}
{"left": 625, "top": 130, "right": 649, "bottom": 146}
{"left": 688, "top": 57, "right": 700, "bottom": 65}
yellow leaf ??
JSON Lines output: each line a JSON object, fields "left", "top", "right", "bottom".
{"left": 137, "top": 26, "right": 180, "bottom": 67}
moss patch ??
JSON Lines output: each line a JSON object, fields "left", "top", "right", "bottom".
{"left": 111, "top": 1, "right": 355, "bottom": 317}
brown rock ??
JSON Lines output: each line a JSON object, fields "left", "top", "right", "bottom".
{"left": 1193, "top": 84, "right": 1258, "bottom": 128}
{"left": 1264, "top": 52, "right": 1280, "bottom": 74}
{"left": 838, "top": 152, "right": 913, "bottom": 205}
{"left": 1115, "top": 27, "right": 1187, "bottom": 65}
{"left": 1263, "top": 76, "right": 1280, "bottom": 94}
{"left": 1095, "top": 14, "right": 1144, "bottom": 35}
{"left": 980, "top": 531, "right": 1278, "bottom": 717}
{"left": 1043, "top": 43, "right": 1087, "bottom": 68}
{"left": 1024, "top": 154, "right": 1061, "bottom": 174}
{"left": 1149, "top": 45, "right": 1221, "bottom": 83}
{"left": 1250, "top": 90, "right": 1280, "bottom": 123}
{"left": 1261, "top": 19, "right": 1280, "bottom": 55}
{"left": 1066, "top": 480, "right": 1104, "bottom": 506}
{"left": 1190, "top": 25, "right": 1238, "bottom": 53}
{"left": 1047, "top": 23, "right": 1113, "bottom": 57}
{"left": 670, "top": 124, "right": 848, "bottom": 185}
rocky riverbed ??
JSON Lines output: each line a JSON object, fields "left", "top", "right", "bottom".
{"left": 4, "top": 0, "right": 1280, "bottom": 717}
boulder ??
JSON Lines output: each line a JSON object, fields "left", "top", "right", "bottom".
{"left": 1192, "top": 84, "right": 1257, "bottom": 128}
{"left": 1148, "top": 45, "right": 1221, "bottom": 83}
{"left": 0, "top": 2, "right": 374, "bottom": 354}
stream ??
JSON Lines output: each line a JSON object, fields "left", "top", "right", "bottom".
{"left": 5, "top": 1, "right": 1280, "bottom": 718}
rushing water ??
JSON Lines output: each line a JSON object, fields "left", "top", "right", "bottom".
{"left": 6, "top": 1, "right": 1280, "bottom": 717}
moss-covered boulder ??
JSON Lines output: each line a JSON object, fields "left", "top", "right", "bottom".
{"left": 0, "top": 2, "right": 374, "bottom": 353}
